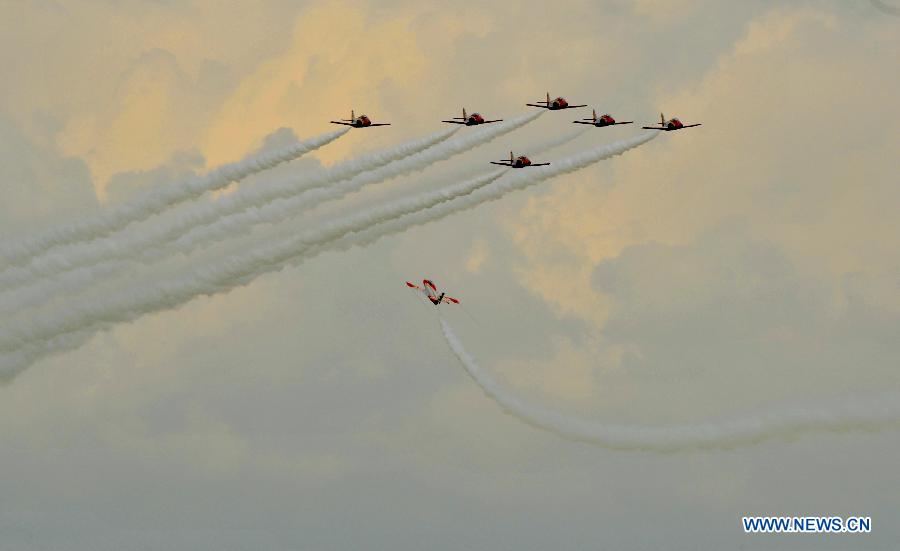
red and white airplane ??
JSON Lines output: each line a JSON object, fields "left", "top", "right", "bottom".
{"left": 573, "top": 109, "right": 633, "bottom": 127}
{"left": 442, "top": 108, "right": 502, "bottom": 126}
{"left": 527, "top": 92, "right": 587, "bottom": 111}
{"left": 491, "top": 151, "right": 550, "bottom": 168}
{"left": 406, "top": 279, "right": 460, "bottom": 306}
{"left": 642, "top": 113, "right": 701, "bottom": 131}
{"left": 330, "top": 110, "right": 391, "bottom": 128}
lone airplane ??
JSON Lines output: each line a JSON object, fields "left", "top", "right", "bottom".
{"left": 491, "top": 151, "right": 550, "bottom": 168}
{"left": 330, "top": 110, "right": 391, "bottom": 128}
{"left": 642, "top": 113, "right": 701, "bottom": 131}
{"left": 442, "top": 108, "right": 502, "bottom": 126}
{"left": 527, "top": 92, "right": 587, "bottom": 111}
{"left": 573, "top": 109, "right": 633, "bottom": 127}
{"left": 406, "top": 279, "right": 460, "bottom": 306}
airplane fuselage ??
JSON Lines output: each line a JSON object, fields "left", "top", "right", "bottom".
{"left": 351, "top": 115, "right": 373, "bottom": 127}
{"left": 547, "top": 97, "right": 569, "bottom": 110}
{"left": 466, "top": 113, "right": 486, "bottom": 125}
{"left": 527, "top": 93, "right": 586, "bottom": 111}
{"left": 642, "top": 114, "right": 700, "bottom": 131}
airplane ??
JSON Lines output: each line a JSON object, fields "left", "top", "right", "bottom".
{"left": 406, "top": 279, "right": 460, "bottom": 306}
{"left": 527, "top": 92, "right": 587, "bottom": 111}
{"left": 642, "top": 113, "right": 701, "bottom": 131}
{"left": 442, "top": 108, "right": 502, "bottom": 126}
{"left": 491, "top": 151, "right": 550, "bottom": 168}
{"left": 573, "top": 109, "right": 633, "bottom": 127}
{"left": 330, "top": 110, "right": 391, "bottom": 128}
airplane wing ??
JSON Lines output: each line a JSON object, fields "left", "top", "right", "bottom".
{"left": 330, "top": 121, "right": 355, "bottom": 126}
{"left": 572, "top": 120, "right": 595, "bottom": 125}
{"left": 482, "top": 119, "right": 503, "bottom": 124}
{"left": 564, "top": 104, "right": 588, "bottom": 109}
{"left": 614, "top": 121, "right": 634, "bottom": 125}
{"left": 441, "top": 296, "right": 460, "bottom": 304}
{"left": 682, "top": 123, "right": 702, "bottom": 128}
{"left": 367, "top": 123, "right": 391, "bottom": 126}
{"left": 441, "top": 120, "right": 468, "bottom": 124}
{"left": 641, "top": 126, "right": 668, "bottom": 130}
{"left": 490, "top": 162, "right": 514, "bottom": 166}
{"left": 526, "top": 103, "right": 550, "bottom": 108}
{"left": 529, "top": 163, "right": 551, "bottom": 167}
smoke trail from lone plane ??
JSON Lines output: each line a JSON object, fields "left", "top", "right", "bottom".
{"left": 0, "top": 131, "right": 651, "bottom": 377}
{"left": 0, "top": 127, "right": 459, "bottom": 293}
{"left": 439, "top": 318, "right": 900, "bottom": 451}
{"left": 0, "top": 129, "right": 349, "bottom": 267}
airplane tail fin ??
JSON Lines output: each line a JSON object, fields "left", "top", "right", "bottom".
{"left": 660, "top": 112, "right": 665, "bottom": 125}
{"left": 546, "top": 92, "right": 550, "bottom": 104}
{"left": 462, "top": 107, "right": 467, "bottom": 119}
{"left": 510, "top": 151, "right": 514, "bottom": 164}
{"left": 351, "top": 109, "right": 355, "bottom": 121}
{"left": 592, "top": 108, "right": 597, "bottom": 122}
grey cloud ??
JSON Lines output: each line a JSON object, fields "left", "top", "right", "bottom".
{"left": 0, "top": 117, "right": 98, "bottom": 235}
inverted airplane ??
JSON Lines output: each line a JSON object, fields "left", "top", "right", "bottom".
{"left": 442, "top": 108, "right": 502, "bottom": 126}
{"left": 527, "top": 92, "right": 587, "bottom": 111}
{"left": 330, "top": 110, "right": 391, "bottom": 128}
{"left": 642, "top": 113, "right": 701, "bottom": 131}
{"left": 406, "top": 279, "right": 460, "bottom": 306}
{"left": 573, "top": 109, "right": 633, "bottom": 127}
{"left": 491, "top": 151, "right": 550, "bottom": 168}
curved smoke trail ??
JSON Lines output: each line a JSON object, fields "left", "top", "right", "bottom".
{"left": 0, "top": 126, "right": 459, "bottom": 293}
{"left": 439, "top": 318, "right": 900, "bottom": 451}
{"left": 0, "top": 113, "right": 541, "bottom": 313}
{"left": 0, "top": 128, "right": 349, "bottom": 267}
{"left": 0, "top": 131, "right": 651, "bottom": 378}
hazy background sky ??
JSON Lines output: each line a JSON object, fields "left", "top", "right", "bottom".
{"left": 1, "top": 1, "right": 899, "bottom": 549}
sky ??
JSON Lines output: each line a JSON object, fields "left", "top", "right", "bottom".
{"left": 1, "top": 0, "right": 899, "bottom": 549}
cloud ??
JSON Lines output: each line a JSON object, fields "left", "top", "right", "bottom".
{"left": 201, "top": 1, "right": 428, "bottom": 168}
{"left": 505, "top": 3, "right": 900, "bottom": 320}
{"left": 588, "top": 222, "right": 900, "bottom": 415}
{"left": 2, "top": 2, "right": 899, "bottom": 548}
{"left": 0, "top": 117, "right": 98, "bottom": 234}
{"left": 464, "top": 239, "right": 489, "bottom": 273}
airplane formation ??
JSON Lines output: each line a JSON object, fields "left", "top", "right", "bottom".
{"left": 331, "top": 91, "right": 701, "bottom": 307}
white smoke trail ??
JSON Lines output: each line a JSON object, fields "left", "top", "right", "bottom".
{"left": 522, "top": 126, "right": 589, "bottom": 156}
{"left": 0, "top": 170, "right": 508, "bottom": 377}
{"left": 0, "top": 114, "right": 539, "bottom": 312}
{"left": 159, "top": 111, "right": 542, "bottom": 261}
{"left": 0, "top": 127, "right": 459, "bottom": 293}
{"left": 0, "top": 131, "right": 651, "bottom": 377}
{"left": 0, "top": 128, "right": 349, "bottom": 267}
{"left": 0, "top": 261, "right": 120, "bottom": 315}
{"left": 302, "top": 132, "right": 659, "bottom": 260}
{"left": 432, "top": 125, "right": 589, "bottom": 188}
{"left": 439, "top": 317, "right": 900, "bottom": 451}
